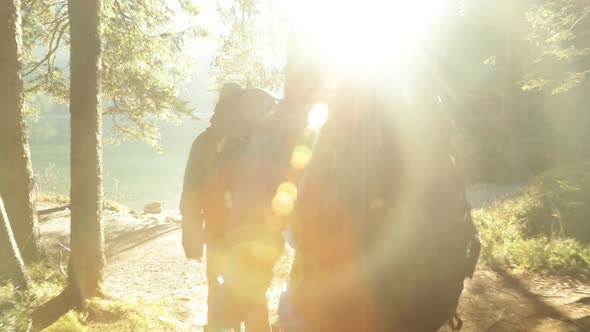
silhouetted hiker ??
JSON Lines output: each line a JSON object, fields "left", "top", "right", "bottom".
{"left": 271, "top": 28, "right": 480, "bottom": 332}
{"left": 181, "top": 82, "right": 282, "bottom": 332}
{"left": 180, "top": 81, "right": 244, "bottom": 331}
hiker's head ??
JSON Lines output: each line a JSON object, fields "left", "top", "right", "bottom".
{"left": 219, "top": 82, "right": 244, "bottom": 102}
{"left": 236, "top": 88, "right": 278, "bottom": 124}
{"left": 210, "top": 84, "right": 278, "bottom": 135}
{"left": 210, "top": 82, "right": 244, "bottom": 128}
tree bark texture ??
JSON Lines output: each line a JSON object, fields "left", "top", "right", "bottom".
{"left": 67, "top": 0, "right": 106, "bottom": 301}
{"left": 0, "top": 0, "right": 42, "bottom": 262}
{"left": 0, "top": 195, "right": 30, "bottom": 290}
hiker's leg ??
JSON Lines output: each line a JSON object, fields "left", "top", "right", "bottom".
{"left": 231, "top": 322, "right": 242, "bottom": 332}
{"left": 243, "top": 256, "right": 276, "bottom": 332}
{"left": 207, "top": 243, "right": 229, "bottom": 328}
{"left": 245, "top": 299, "right": 270, "bottom": 332}
{"left": 208, "top": 243, "right": 244, "bottom": 331}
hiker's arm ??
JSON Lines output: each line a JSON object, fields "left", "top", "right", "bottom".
{"left": 180, "top": 138, "right": 202, "bottom": 216}
{"left": 181, "top": 206, "right": 204, "bottom": 260}
{"left": 180, "top": 139, "right": 205, "bottom": 260}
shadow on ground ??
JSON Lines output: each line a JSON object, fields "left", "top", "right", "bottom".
{"left": 39, "top": 208, "right": 180, "bottom": 261}
{"left": 440, "top": 266, "right": 590, "bottom": 332}
{"left": 105, "top": 223, "right": 179, "bottom": 259}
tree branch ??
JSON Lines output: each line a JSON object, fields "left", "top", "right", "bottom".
{"left": 44, "top": 10, "right": 68, "bottom": 27}
{"left": 46, "top": 21, "right": 69, "bottom": 79}
{"left": 570, "top": 7, "right": 590, "bottom": 31}
{"left": 113, "top": 0, "right": 132, "bottom": 22}
{"left": 24, "top": 18, "right": 68, "bottom": 77}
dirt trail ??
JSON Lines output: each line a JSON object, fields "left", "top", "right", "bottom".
{"left": 37, "top": 184, "right": 590, "bottom": 331}
{"left": 38, "top": 207, "right": 288, "bottom": 331}
{"left": 441, "top": 267, "right": 590, "bottom": 331}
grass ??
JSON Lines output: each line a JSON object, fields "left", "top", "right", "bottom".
{"left": 0, "top": 263, "right": 65, "bottom": 331}
{"left": 103, "top": 199, "right": 125, "bottom": 212}
{"left": 43, "top": 297, "right": 180, "bottom": 331}
{"left": 0, "top": 262, "right": 180, "bottom": 331}
{"left": 37, "top": 192, "right": 70, "bottom": 205}
{"left": 474, "top": 163, "right": 590, "bottom": 278}
{"left": 37, "top": 192, "right": 126, "bottom": 212}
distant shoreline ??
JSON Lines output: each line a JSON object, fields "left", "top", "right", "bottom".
{"left": 34, "top": 113, "right": 214, "bottom": 119}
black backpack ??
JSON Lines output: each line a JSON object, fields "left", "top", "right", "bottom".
{"left": 201, "top": 88, "right": 279, "bottom": 236}
{"left": 284, "top": 78, "right": 480, "bottom": 332}
{"left": 180, "top": 87, "right": 278, "bottom": 255}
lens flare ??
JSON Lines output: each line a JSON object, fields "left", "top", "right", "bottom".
{"left": 277, "top": 181, "right": 298, "bottom": 201}
{"left": 288, "top": 0, "right": 448, "bottom": 71}
{"left": 291, "top": 144, "right": 313, "bottom": 169}
{"left": 307, "top": 102, "right": 329, "bottom": 130}
{"left": 272, "top": 191, "right": 295, "bottom": 217}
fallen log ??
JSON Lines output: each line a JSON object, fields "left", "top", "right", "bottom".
{"left": 37, "top": 205, "right": 71, "bottom": 216}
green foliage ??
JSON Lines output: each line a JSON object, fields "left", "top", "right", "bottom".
{"left": 21, "top": 0, "right": 70, "bottom": 102}
{"left": 210, "top": 0, "right": 287, "bottom": 91}
{"left": 36, "top": 192, "right": 124, "bottom": 212}
{"left": 44, "top": 312, "right": 87, "bottom": 332}
{"left": 101, "top": 0, "right": 206, "bottom": 147}
{"left": 21, "top": 0, "right": 206, "bottom": 147}
{"left": 37, "top": 192, "right": 70, "bottom": 205}
{"left": 474, "top": 164, "right": 590, "bottom": 277}
{"left": 42, "top": 297, "right": 178, "bottom": 331}
{"left": 525, "top": 164, "right": 590, "bottom": 241}
{"left": 453, "top": 101, "right": 558, "bottom": 183}
{"left": 103, "top": 199, "right": 125, "bottom": 212}
{"left": 523, "top": 0, "right": 590, "bottom": 94}
{"left": 0, "top": 262, "right": 66, "bottom": 331}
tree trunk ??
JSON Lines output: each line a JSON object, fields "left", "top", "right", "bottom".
{"left": 0, "top": 0, "right": 42, "bottom": 262}
{"left": 0, "top": 196, "right": 30, "bottom": 290}
{"left": 67, "top": 0, "right": 105, "bottom": 302}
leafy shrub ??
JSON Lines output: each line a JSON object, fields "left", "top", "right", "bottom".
{"left": 473, "top": 163, "right": 590, "bottom": 277}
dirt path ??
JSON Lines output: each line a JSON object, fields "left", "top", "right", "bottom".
{"left": 38, "top": 207, "right": 289, "bottom": 331}
{"left": 104, "top": 226, "right": 207, "bottom": 330}
{"left": 441, "top": 267, "right": 590, "bottom": 331}
{"left": 37, "top": 183, "right": 590, "bottom": 331}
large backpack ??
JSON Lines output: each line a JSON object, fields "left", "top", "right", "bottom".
{"left": 203, "top": 88, "right": 279, "bottom": 238}
{"left": 180, "top": 87, "right": 278, "bottom": 255}
{"left": 283, "top": 75, "right": 480, "bottom": 332}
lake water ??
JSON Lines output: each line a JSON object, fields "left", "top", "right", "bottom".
{"left": 29, "top": 114, "right": 211, "bottom": 210}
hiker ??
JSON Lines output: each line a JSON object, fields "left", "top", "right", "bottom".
{"left": 180, "top": 81, "right": 244, "bottom": 331}
{"left": 210, "top": 87, "right": 285, "bottom": 332}
{"left": 181, "top": 82, "right": 283, "bottom": 332}
{"left": 272, "top": 26, "right": 480, "bottom": 332}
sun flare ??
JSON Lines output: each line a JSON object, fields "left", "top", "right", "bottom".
{"left": 289, "top": 0, "right": 448, "bottom": 71}
{"left": 307, "top": 102, "right": 329, "bottom": 130}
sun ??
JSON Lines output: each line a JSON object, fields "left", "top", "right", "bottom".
{"left": 288, "top": 0, "right": 448, "bottom": 71}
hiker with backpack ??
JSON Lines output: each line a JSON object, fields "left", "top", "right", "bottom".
{"left": 181, "top": 82, "right": 283, "bottom": 332}
{"left": 180, "top": 81, "right": 245, "bottom": 331}
{"left": 269, "top": 24, "right": 481, "bottom": 331}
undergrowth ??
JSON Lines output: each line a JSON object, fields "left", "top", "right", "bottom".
{"left": 0, "top": 262, "right": 179, "bottom": 331}
{"left": 37, "top": 193, "right": 125, "bottom": 212}
{"left": 474, "top": 163, "right": 590, "bottom": 278}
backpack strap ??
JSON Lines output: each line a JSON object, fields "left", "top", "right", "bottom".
{"left": 449, "top": 313, "right": 463, "bottom": 331}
